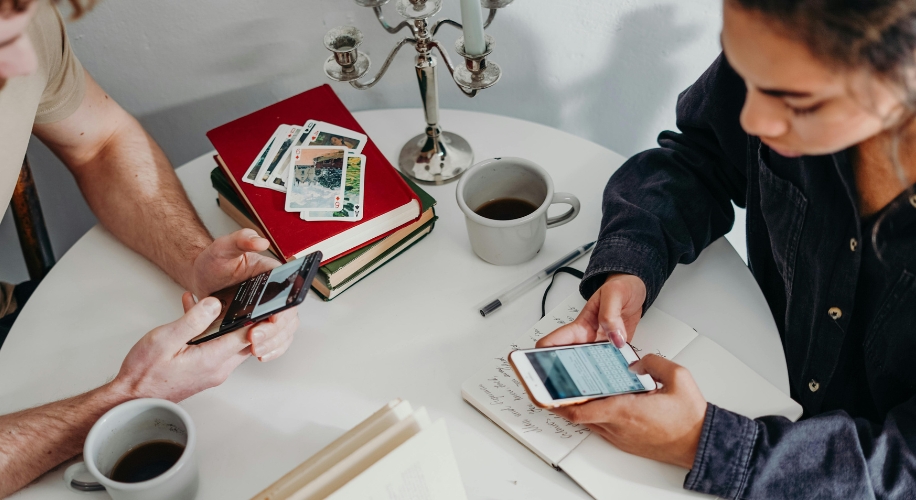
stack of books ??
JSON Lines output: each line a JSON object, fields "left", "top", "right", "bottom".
{"left": 207, "top": 85, "right": 437, "bottom": 300}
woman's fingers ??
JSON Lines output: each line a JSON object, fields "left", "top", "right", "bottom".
{"left": 597, "top": 286, "right": 627, "bottom": 348}
{"left": 536, "top": 321, "right": 598, "bottom": 348}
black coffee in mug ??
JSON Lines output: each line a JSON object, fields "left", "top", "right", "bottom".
{"left": 109, "top": 440, "right": 185, "bottom": 483}
{"left": 474, "top": 198, "right": 538, "bottom": 221}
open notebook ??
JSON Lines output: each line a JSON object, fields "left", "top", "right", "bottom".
{"left": 462, "top": 293, "right": 803, "bottom": 499}
{"left": 252, "top": 400, "right": 467, "bottom": 500}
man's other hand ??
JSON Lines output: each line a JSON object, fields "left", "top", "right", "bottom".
{"left": 189, "top": 229, "right": 299, "bottom": 362}
{"left": 111, "top": 297, "right": 251, "bottom": 402}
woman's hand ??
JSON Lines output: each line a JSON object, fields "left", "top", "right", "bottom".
{"left": 552, "top": 354, "right": 708, "bottom": 469}
{"left": 536, "top": 273, "right": 705, "bottom": 468}
{"left": 537, "top": 273, "right": 647, "bottom": 349}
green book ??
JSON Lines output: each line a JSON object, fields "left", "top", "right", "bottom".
{"left": 319, "top": 173, "right": 436, "bottom": 281}
{"left": 311, "top": 215, "right": 438, "bottom": 300}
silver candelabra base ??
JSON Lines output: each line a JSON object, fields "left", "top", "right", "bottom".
{"left": 322, "top": 0, "right": 511, "bottom": 184}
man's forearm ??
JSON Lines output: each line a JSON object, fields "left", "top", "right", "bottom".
{"left": 0, "top": 383, "right": 133, "bottom": 496}
{"left": 71, "top": 117, "right": 212, "bottom": 293}
{"left": 34, "top": 73, "right": 212, "bottom": 295}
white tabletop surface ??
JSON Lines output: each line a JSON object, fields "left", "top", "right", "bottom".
{"left": 0, "top": 109, "right": 788, "bottom": 499}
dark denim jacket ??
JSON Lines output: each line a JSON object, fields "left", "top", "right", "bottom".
{"left": 582, "top": 54, "right": 916, "bottom": 499}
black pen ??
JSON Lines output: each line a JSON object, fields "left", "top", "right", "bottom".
{"left": 478, "top": 241, "right": 596, "bottom": 317}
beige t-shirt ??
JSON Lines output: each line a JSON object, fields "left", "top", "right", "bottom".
{"left": 0, "top": 0, "right": 85, "bottom": 315}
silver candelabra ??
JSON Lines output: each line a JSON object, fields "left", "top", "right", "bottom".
{"left": 322, "top": 0, "right": 512, "bottom": 184}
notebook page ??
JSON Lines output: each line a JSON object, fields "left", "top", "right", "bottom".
{"left": 461, "top": 292, "right": 699, "bottom": 466}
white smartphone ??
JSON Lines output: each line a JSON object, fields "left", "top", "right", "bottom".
{"left": 509, "top": 342, "right": 657, "bottom": 409}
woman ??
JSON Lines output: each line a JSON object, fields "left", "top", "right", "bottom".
{"left": 538, "top": 0, "right": 916, "bottom": 497}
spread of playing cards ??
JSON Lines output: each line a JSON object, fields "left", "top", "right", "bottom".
{"left": 244, "top": 120, "right": 367, "bottom": 222}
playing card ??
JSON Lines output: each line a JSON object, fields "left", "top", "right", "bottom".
{"left": 305, "top": 121, "right": 367, "bottom": 154}
{"left": 255, "top": 124, "right": 303, "bottom": 187}
{"left": 285, "top": 147, "right": 348, "bottom": 212}
{"left": 242, "top": 124, "right": 290, "bottom": 185}
{"left": 302, "top": 154, "right": 365, "bottom": 222}
{"left": 265, "top": 121, "right": 317, "bottom": 193}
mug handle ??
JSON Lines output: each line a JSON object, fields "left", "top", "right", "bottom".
{"left": 64, "top": 462, "right": 105, "bottom": 492}
{"left": 546, "top": 192, "right": 580, "bottom": 229}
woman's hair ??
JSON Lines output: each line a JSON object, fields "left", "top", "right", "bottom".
{"left": 732, "top": 1, "right": 916, "bottom": 72}
{"left": 732, "top": 0, "right": 916, "bottom": 264}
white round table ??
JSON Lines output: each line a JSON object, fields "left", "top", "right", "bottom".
{"left": 0, "top": 109, "right": 788, "bottom": 499}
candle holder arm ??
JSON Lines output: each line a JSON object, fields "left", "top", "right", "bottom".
{"left": 430, "top": 40, "right": 479, "bottom": 97}
{"left": 431, "top": 9, "right": 496, "bottom": 35}
{"left": 431, "top": 18, "right": 461, "bottom": 35}
{"left": 349, "top": 38, "right": 417, "bottom": 90}
{"left": 484, "top": 8, "right": 497, "bottom": 28}
{"left": 372, "top": 6, "right": 414, "bottom": 35}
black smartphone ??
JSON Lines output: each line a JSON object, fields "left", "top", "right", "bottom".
{"left": 187, "top": 251, "right": 322, "bottom": 345}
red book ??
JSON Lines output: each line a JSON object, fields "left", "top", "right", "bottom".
{"left": 207, "top": 85, "right": 420, "bottom": 263}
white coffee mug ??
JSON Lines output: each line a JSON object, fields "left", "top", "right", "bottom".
{"left": 64, "top": 398, "right": 198, "bottom": 500}
{"left": 457, "top": 157, "right": 580, "bottom": 265}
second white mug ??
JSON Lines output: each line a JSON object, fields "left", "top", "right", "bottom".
{"left": 457, "top": 157, "right": 580, "bottom": 265}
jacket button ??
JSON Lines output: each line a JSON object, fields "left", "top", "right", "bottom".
{"left": 849, "top": 238, "right": 858, "bottom": 252}
{"left": 828, "top": 307, "right": 843, "bottom": 320}
{"left": 809, "top": 379, "right": 820, "bottom": 392}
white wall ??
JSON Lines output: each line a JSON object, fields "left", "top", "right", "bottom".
{"left": 0, "top": 0, "right": 742, "bottom": 284}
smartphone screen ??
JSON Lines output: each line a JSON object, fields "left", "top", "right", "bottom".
{"left": 524, "top": 343, "right": 649, "bottom": 400}
{"left": 217, "top": 258, "right": 306, "bottom": 329}
{"left": 188, "top": 252, "right": 321, "bottom": 344}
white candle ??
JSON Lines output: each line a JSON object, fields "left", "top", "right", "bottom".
{"left": 460, "top": 0, "right": 486, "bottom": 56}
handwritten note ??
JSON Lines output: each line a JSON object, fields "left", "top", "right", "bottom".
{"left": 461, "top": 293, "right": 699, "bottom": 466}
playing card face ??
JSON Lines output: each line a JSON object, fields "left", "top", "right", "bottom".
{"left": 255, "top": 125, "right": 303, "bottom": 186}
{"left": 302, "top": 154, "right": 365, "bottom": 222}
{"left": 242, "top": 124, "right": 290, "bottom": 185}
{"left": 265, "top": 121, "right": 317, "bottom": 193}
{"left": 306, "top": 121, "right": 367, "bottom": 154}
{"left": 285, "top": 147, "right": 347, "bottom": 212}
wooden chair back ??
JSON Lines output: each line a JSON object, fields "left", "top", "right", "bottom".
{"left": 10, "top": 157, "right": 55, "bottom": 281}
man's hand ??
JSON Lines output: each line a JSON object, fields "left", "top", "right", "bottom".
{"left": 0, "top": 294, "right": 266, "bottom": 496}
{"left": 189, "top": 229, "right": 299, "bottom": 362}
{"left": 537, "top": 273, "right": 647, "bottom": 349}
{"left": 552, "top": 355, "right": 708, "bottom": 469}
{"left": 111, "top": 296, "right": 252, "bottom": 402}
{"left": 189, "top": 229, "right": 275, "bottom": 297}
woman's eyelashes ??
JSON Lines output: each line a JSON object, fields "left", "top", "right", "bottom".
{"left": 786, "top": 101, "right": 824, "bottom": 117}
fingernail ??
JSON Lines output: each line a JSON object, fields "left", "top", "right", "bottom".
{"left": 614, "top": 329, "right": 625, "bottom": 347}
{"left": 202, "top": 298, "right": 220, "bottom": 315}
{"left": 251, "top": 330, "right": 264, "bottom": 342}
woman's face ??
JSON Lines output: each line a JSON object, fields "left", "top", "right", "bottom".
{"left": 722, "top": 1, "right": 904, "bottom": 157}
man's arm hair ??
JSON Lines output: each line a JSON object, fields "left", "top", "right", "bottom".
{"left": 32, "top": 71, "right": 213, "bottom": 294}
{"left": 0, "top": 383, "right": 131, "bottom": 496}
